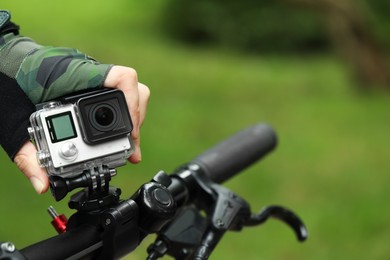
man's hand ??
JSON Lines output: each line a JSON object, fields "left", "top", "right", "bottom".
{"left": 104, "top": 66, "right": 150, "bottom": 164}
{"left": 14, "top": 141, "right": 49, "bottom": 194}
{"left": 14, "top": 66, "right": 150, "bottom": 194}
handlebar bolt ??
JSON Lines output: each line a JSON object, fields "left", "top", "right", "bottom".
{"left": 179, "top": 248, "right": 190, "bottom": 258}
{"left": 1, "top": 242, "right": 15, "bottom": 253}
{"left": 215, "top": 219, "right": 225, "bottom": 228}
{"left": 188, "top": 164, "right": 200, "bottom": 171}
{"left": 105, "top": 218, "right": 112, "bottom": 226}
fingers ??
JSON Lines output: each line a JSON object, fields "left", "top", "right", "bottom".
{"left": 138, "top": 82, "right": 150, "bottom": 128}
{"left": 127, "top": 82, "right": 150, "bottom": 163}
{"left": 104, "top": 66, "right": 150, "bottom": 164}
{"left": 14, "top": 141, "right": 49, "bottom": 194}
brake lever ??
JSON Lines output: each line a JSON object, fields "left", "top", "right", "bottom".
{"left": 244, "top": 205, "right": 308, "bottom": 242}
{"left": 147, "top": 170, "right": 252, "bottom": 259}
{"left": 147, "top": 170, "right": 308, "bottom": 259}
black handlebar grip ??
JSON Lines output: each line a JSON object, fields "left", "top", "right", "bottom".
{"left": 191, "top": 123, "right": 277, "bottom": 183}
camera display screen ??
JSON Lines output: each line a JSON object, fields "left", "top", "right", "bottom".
{"left": 46, "top": 112, "right": 77, "bottom": 143}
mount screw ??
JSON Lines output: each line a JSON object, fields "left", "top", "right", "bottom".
{"left": 1, "top": 242, "right": 15, "bottom": 253}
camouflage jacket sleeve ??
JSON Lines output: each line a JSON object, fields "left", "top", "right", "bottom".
{"left": 0, "top": 10, "right": 112, "bottom": 159}
{"left": 0, "top": 33, "right": 112, "bottom": 104}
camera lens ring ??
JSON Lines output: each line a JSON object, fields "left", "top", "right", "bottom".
{"left": 89, "top": 103, "right": 119, "bottom": 132}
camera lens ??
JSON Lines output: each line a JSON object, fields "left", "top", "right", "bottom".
{"left": 89, "top": 103, "right": 118, "bottom": 131}
{"left": 78, "top": 89, "right": 132, "bottom": 144}
{"left": 95, "top": 106, "right": 115, "bottom": 126}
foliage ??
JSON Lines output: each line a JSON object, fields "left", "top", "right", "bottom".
{"left": 162, "top": 0, "right": 390, "bottom": 55}
{"left": 363, "top": 0, "right": 390, "bottom": 51}
{"left": 1, "top": 1, "right": 390, "bottom": 260}
{"left": 161, "top": 0, "right": 330, "bottom": 53}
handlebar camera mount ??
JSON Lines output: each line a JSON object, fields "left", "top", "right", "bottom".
{"left": 47, "top": 166, "right": 178, "bottom": 260}
{"left": 49, "top": 165, "right": 120, "bottom": 211}
{"left": 45, "top": 161, "right": 308, "bottom": 260}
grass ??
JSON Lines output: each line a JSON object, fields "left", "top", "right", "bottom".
{"left": 1, "top": 1, "right": 390, "bottom": 259}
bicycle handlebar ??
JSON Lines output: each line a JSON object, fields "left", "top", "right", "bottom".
{"left": 17, "top": 123, "right": 278, "bottom": 260}
{"left": 191, "top": 123, "right": 277, "bottom": 183}
{"left": 21, "top": 225, "right": 102, "bottom": 260}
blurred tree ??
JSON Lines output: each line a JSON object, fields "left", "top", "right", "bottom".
{"left": 364, "top": 0, "right": 390, "bottom": 49}
{"left": 162, "top": 0, "right": 390, "bottom": 90}
{"left": 161, "top": 0, "right": 330, "bottom": 53}
{"left": 286, "top": 0, "right": 390, "bottom": 89}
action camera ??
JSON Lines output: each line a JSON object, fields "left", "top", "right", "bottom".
{"left": 28, "top": 88, "right": 134, "bottom": 177}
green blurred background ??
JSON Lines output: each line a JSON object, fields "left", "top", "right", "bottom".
{"left": 1, "top": 0, "right": 389, "bottom": 259}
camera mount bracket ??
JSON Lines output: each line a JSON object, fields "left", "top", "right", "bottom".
{"left": 49, "top": 165, "right": 120, "bottom": 210}
{"left": 68, "top": 185, "right": 121, "bottom": 212}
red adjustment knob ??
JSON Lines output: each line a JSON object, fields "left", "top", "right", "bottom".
{"left": 47, "top": 206, "right": 68, "bottom": 234}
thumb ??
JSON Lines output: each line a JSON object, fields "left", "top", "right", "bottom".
{"left": 14, "top": 141, "right": 49, "bottom": 194}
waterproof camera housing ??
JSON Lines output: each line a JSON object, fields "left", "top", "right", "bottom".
{"left": 28, "top": 88, "right": 134, "bottom": 178}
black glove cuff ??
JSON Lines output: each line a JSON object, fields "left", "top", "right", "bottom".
{"left": 0, "top": 72, "right": 35, "bottom": 160}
